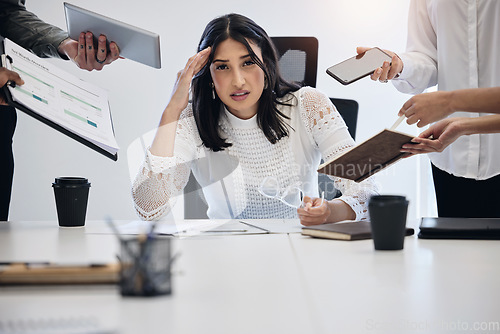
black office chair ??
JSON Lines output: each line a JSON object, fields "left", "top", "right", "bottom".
{"left": 330, "top": 98, "right": 358, "bottom": 140}
{"left": 271, "top": 37, "right": 318, "bottom": 88}
{"left": 271, "top": 37, "right": 358, "bottom": 138}
{"left": 272, "top": 37, "right": 359, "bottom": 200}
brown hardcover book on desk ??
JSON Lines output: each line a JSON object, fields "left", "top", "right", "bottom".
{"left": 302, "top": 221, "right": 415, "bottom": 241}
{"left": 317, "top": 129, "right": 413, "bottom": 182}
{"left": 0, "top": 263, "right": 119, "bottom": 285}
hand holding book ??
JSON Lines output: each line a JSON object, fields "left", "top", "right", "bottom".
{"left": 318, "top": 116, "right": 414, "bottom": 182}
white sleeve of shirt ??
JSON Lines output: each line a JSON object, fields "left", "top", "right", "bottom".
{"left": 299, "top": 88, "right": 379, "bottom": 220}
{"left": 131, "top": 107, "right": 197, "bottom": 220}
{"left": 392, "top": 0, "right": 439, "bottom": 94}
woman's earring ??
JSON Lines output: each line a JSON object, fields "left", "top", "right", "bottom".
{"left": 211, "top": 83, "right": 216, "bottom": 100}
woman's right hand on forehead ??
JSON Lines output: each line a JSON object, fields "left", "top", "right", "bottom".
{"left": 153, "top": 47, "right": 211, "bottom": 157}
{"left": 167, "top": 47, "right": 211, "bottom": 115}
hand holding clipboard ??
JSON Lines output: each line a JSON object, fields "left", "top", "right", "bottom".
{"left": 0, "top": 63, "right": 24, "bottom": 104}
{"left": 1, "top": 39, "right": 119, "bottom": 160}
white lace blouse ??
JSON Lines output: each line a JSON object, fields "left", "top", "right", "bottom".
{"left": 132, "top": 87, "right": 378, "bottom": 220}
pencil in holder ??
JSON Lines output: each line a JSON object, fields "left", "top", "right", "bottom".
{"left": 118, "top": 235, "right": 172, "bottom": 297}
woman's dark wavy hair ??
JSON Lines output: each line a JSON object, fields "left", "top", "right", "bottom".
{"left": 192, "top": 13, "right": 301, "bottom": 152}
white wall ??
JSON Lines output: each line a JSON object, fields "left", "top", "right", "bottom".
{"left": 9, "top": 0, "right": 436, "bottom": 222}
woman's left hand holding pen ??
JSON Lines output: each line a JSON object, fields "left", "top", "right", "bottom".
{"left": 297, "top": 194, "right": 330, "bottom": 226}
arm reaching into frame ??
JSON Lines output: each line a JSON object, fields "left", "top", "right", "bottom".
{"left": 0, "top": 2, "right": 119, "bottom": 71}
{"left": 400, "top": 115, "right": 500, "bottom": 155}
{"left": 398, "top": 87, "right": 500, "bottom": 128}
{"left": 58, "top": 32, "right": 120, "bottom": 71}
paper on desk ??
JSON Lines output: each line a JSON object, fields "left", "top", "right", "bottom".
{"left": 114, "top": 220, "right": 213, "bottom": 235}
{"left": 238, "top": 219, "right": 303, "bottom": 234}
{"left": 113, "top": 219, "right": 268, "bottom": 237}
{"left": 89, "top": 219, "right": 302, "bottom": 236}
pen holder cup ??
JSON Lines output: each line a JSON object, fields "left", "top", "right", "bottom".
{"left": 119, "top": 236, "right": 172, "bottom": 297}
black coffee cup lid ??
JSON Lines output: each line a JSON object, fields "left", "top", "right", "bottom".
{"left": 369, "top": 195, "right": 408, "bottom": 206}
{"left": 370, "top": 195, "right": 406, "bottom": 201}
{"left": 53, "top": 177, "right": 90, "bottom": 187}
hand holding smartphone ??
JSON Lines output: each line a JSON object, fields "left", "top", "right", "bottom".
{"left": 326, "top": 47, "right": 392, "bottom": 85}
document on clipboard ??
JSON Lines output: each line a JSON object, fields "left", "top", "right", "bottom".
{"left": 1, "top": 38, "right": 119, "bottom": 160}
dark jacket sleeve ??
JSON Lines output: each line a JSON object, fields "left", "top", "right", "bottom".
{"left": 0, "top": 0, "right": 69, "bottom": 59}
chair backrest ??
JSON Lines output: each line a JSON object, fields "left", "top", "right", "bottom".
{"left": 271, "top": 36, "right": 318, "bottom": 88}
{"left": 330, "top": 97, "right": 358, "bottom": 140}
{"left": 319, "top": 98, "right": 359, "bottom": 200}
{"left": 184, "top": 170, "right": 209, "bottom": 219}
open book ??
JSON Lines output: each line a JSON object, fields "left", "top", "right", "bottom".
{"left": 1, "top": 38, "right": 119, "bottom": 160}
{"left": 318, "top": 129, "right": 414, "bottom": 182}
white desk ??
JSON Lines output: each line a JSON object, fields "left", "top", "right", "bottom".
{"left": 1, "top": 220, "right": 499, "bottom": 334}
{"left": 289, "top": 233, "right": 500, "bottom": 333}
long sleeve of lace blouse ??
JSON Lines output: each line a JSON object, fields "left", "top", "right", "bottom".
{"left": 132, "top": 108, "right": 197, "bottom": 220}
{"left": 299, "top": 88, "right": 379, "bottom": 220}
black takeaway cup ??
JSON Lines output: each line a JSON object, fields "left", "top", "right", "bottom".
{"left": 52, "top": 177, "right": 91, "bottom": 227}
{"left": 368, "top": 195, "right": 409, "bottom": 250}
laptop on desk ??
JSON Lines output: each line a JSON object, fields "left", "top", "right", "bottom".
{"left": 418, "top": 217, "right": 500, "bottom": 240}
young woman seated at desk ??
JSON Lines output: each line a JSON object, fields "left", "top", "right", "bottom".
{"left": 132, "top": 13, "right": 378, "bottom": 226}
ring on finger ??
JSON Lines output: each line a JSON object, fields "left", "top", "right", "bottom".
{"left": 96, "top": 58, "right": 106, "bottom": 64}
{"left": 380, "top": 79, "right": 389, "bottom": 83}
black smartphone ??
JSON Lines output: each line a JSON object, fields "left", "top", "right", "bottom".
{"left": 326, "top": 47, "right": 392, "bottom": 85}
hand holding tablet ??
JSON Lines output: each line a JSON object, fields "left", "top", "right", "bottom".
{"left": 58, "top": 31, "right": 120, "bottom": 71}
{"left": 64, "top": 2, "right": 161, "bottom": 69}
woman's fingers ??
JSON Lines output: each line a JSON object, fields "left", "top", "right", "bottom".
{"left": 179, "top": 47, "right": 211, "bottom": 80}
{"left": 387, "top": 55, "right": 401, "bottom": 79}
{"left": 0, "top": 67, "right": 24, "bottom": 87}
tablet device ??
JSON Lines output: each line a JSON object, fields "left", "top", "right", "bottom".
{"left": 418, "top": 217, "right": 500, "bottom": 240}
{"left": 64, "top": 2, "right": 161, "bottom": 69}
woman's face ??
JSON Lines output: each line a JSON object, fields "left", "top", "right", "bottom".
{"left": 210, "top": 38, "right": 266, "bottom": 120}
